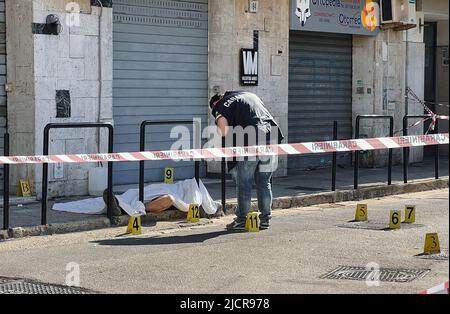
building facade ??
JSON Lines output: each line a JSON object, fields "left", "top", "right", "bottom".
{"left": 2, "top": 0, "right": 449, "bottom": 198}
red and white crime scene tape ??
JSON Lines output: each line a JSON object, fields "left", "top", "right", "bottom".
{"left": 0, "top": 133, "right": 448, "bottom": 165}
{"left": 419, "top": 281, "right": 449, "bottom": 294}
{"left": 407, "top": 88, "right": 450, "bottom": 134}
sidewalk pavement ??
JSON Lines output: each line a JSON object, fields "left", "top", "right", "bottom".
{"left": 0, "top": 157, "right": 448, "bottom": 231}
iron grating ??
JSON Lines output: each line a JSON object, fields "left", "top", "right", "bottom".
{"left": 337, "top": 221, "right": 424, "bottom": 231}
{"left": 0, "top": 277, "right": 96, "bottom": 294}
{"left": 320, "top": 265, "right": 430, "bottom": 283}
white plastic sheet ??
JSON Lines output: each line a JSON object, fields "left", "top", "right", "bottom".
{"left": 52, "top": 178, "right": 219, "bottom": 217}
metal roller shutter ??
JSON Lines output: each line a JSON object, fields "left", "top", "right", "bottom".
{"left": 0, "top": 0, "right": 6, "bottom": 194}
{"left": 112, "top": 0, "right": 208, "bottom": 185}
{"left": 288, "top": 31, "right": 353, "bottom": 171}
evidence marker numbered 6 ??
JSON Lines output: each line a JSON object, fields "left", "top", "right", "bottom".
{"left": 389, "top": 210, "right": 401, "bottom": 230}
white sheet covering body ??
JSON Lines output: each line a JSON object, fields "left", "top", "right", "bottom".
{"left": 52, "top": 179, "right": 218, "bottom": 216}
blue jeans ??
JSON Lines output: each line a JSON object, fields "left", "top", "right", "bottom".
{"left": 232, "top": 157, "right": 274, "bottom": 223}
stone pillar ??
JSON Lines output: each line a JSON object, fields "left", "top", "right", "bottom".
{"left": 352, "top": 21, "right": 425, "bottom": 168}
{"left": 208, "top": 0, "right": 289, "bottom": 177}
{"left": 6, "top": 0, "right": 113, "bottom": 198}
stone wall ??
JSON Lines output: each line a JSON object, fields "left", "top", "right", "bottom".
{"left": 6, "top": 0, "right": 113, "bottom": 198}
{"left": 352, "top": 20, "right": 425, "bottom": 167}
{"left": 208, "top": 0, "right": 290, "bottom": 176}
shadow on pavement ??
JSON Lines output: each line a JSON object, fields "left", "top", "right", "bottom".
{"left": 91, "top": 230, "right": 230, "bottom": 246}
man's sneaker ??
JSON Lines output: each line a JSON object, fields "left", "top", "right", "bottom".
{"left": 226, "top": 220, "right": 246, "bottom": 232}
{"left": 103, "top": 189, "right": 122, "bottom": 217}
{"left": 259, "top": 221, "right": 270, "bottom": 230}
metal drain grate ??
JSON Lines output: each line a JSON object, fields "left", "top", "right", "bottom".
{"left": 321, "top": 266, "right": 430, "bottom": 283}
{"left": 337, "top": 221, "right": 424, "bottom": 231}
{"left": 416, "top": 249, "right": 449, "bottom": 261}
{"left": 0, "top": 277, "right": 96, "bottom": 294}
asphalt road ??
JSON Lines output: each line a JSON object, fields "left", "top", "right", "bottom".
{"left": 0, "top": 189, "right": 448, "bottom": 294}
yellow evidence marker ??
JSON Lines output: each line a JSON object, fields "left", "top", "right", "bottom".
{"left": 389, "top": 210, "right": 401, "bottom": 229}
{"left": 404, "top": 205, "right": 416, "bottom": 224}
{"left": 164, "top": 167, "right": 174, "bottom": 184}
{"left": 187, "top": 204, "right": 200, "bottom": 223}
{"left": 17, "top": 179, "right": 32, "bottom": 197}
{"left": 423, "top": 233, "right": 441, "bottom": 255}
{"left": 245, "top": 212, "right": 260, "bottom": 232}
{"left": 355, "top": 204, "right": 368, "bottom": 221}
{"left": 127, "top": 216, "right": 142, "bottom": 235}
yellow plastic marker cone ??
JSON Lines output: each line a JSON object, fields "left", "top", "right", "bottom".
{"left": 245, "top": 212, "right": 260, "bottom": 232}
{"left": 389, "top": 210, "right": 401, "bottom": 229}
{"left": 424, "top": 233, "right": 440, "bottom": 255}
{"left": 355, "top": 204, "right": 368, "bottom": 221}
{"left": 17, "top": 179, "right": 32, "bottom": 197}
{"left": 404, "top": 205, "right": 416, "bottom": 224}
{"left": 164, "top": 167, "right": 174, "bottom": 184}
{"left": 127, "top": 216, "right": 142, "bottom": 235}
{"left": 187, "top": 204, "right": 200, "bottom": 223}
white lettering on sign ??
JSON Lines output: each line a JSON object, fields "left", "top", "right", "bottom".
{"left": 243, "top": 51, "right": 258, "bottom": 75}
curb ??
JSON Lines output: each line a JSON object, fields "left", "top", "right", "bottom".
{"left": 222, "top": 178, "right": 449, "bottom": 213}
{"left": 1, "top": 178, "right": 448, "bottom": 240}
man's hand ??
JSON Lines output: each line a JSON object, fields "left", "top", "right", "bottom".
{"left": 216, "top": 116, "right": 229, "bottom": 137}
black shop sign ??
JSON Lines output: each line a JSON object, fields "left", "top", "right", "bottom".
{"left": 240, "top": 49, "right": 258, "bottom": 86}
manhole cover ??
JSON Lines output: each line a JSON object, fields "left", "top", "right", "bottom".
{"left": 416, "top": 249, "right": 449, "bottom": 261}
{"left": 337, "top": 221, "right": 424, "bottom": 231}
{"left": 0, "top": 277, "right": 96, "bottom": 294}
{"left": 320, "top": 266, "right": 430, "bottom": 283}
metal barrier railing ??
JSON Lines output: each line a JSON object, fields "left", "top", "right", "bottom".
{"left": 354, "top": 115, "right": 394, "bottom": 190}
{"left": 331, "top": 121, "right": 338, "bottom": 191}
{"left": 221, "top": 137, "right": 226, "bottom": 213}
{"left": 42, "top": 123, "right": 114, "bottom": 224}
{"left": 3, "top": 133, "right": 9, "bottom": 230}
{"left": 402, "top": 115, "right": 439, "bottom": 183}
{"left": 139, "top": 120, "right": 201, "bottom": 203}
{"left": 1, "top": 116, "right": 446, "bottom": 230}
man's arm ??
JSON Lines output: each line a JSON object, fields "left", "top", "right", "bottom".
{"left": 216, "top": 115, "right": 229, "bottom": 137}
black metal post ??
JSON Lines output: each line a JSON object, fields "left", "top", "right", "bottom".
{"left": 435, "top": 119, "right": 439, "bottom": 180}
{"left": 107, "top": 127, "right": 114, "bottom": 221}
{"left": 139, "top": 123, "right": 146, "bottom": 203}
{"left": 402, "top": 115, "right": 433, "bottom": 183}
{"left": 3, "top": 133, "right": 10, "bottom": 230}
{"left": 42, "top": 123, "right": 114, "bottom": 225}
{"left": 403, "top": 115, "right": 409, "bottom": 183}
{"left": 332, "top": 121, "right": 337, "bottom": 191}
{"left": 354, "top": 118, "right": 360, "bottom": 190}
{"left": 221, "top": 137, "right": 226, "bottom": 214}
{"left": 388, "top": 118, "right": 394, "bottom": 185}
{"left": 194, "top": 120, "right": 201, "bottom": 185}
{"left": 354, "top": 115, "right": 394, "bottom": 190}
{"left": 42, "top": 128, "right": 49, "bottom": 226}
{"left": 139, "top": 120, "right": 198, "bottom": 203}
